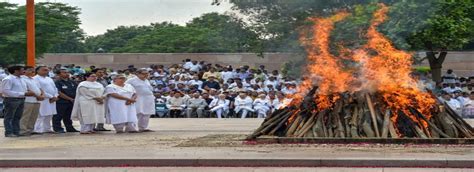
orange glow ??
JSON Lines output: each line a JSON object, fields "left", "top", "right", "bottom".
{"left": 360, "top": 4, "right": 435, "bottom": 129}
{"left": 287, "top": 4, "right": 436, "bottom": 135}
{"left": 294, "top": 11, "right": 352, "bottom": 111}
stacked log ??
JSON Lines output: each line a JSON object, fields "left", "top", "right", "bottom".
{"left": 247, "top": 91, "right": 474, "bottom": 140}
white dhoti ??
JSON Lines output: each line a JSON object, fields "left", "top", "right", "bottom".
{"left": 137, "top": 114, "right": 150, "bottom": 130}
{"left": 34, "top": 115, "right": 53, "bottom": 133}
{"left": 34, "top": 98, "right": 57, "bottom": 133}
{"left": 113, "top": 122, "right": 137, "bottom": 132}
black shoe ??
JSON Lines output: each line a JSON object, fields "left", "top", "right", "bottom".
{"left": 55, "top": 131, "right": 66, "bottom": 134}
{"left": 67, "top": 129, "right": 80, "bottom": 133}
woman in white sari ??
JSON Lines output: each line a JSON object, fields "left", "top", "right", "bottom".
{"left": 105, "top": 74, "right": 139, "bottom": 133}
{"left": 71, "top": 73, "right": 106, "bottom": 134}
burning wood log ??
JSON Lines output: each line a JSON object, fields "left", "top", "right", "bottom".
{"left": 248, "top": 91, "right": 474, "bottom": 139}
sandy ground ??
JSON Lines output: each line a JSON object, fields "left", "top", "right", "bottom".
{"left": 0, "top": 118, "right": 473, "bottom": 161}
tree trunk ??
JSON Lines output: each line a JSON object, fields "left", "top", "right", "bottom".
{"left": 426, "top": 51, "right": 447, "bottom": 83}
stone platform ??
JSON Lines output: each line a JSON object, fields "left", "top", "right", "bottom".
{"left": 0, "top": 119, "right": 473, "bottom": 168}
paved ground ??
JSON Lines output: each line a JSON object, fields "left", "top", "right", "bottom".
{"left": 2, "top": 167, "right": 474, "bottom": 172}
{"left": 0, "top": 119, "right": 473, "bottom": 168}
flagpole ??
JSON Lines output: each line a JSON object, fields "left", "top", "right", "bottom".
{"left": 26, "top": 0, "right": 35, "bottom": 66}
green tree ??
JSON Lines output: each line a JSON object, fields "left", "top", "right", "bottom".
{"left": 83, "top": 23, "right": 175, "bottom": 53}
{"left": 399, "top": 1, "right": 473, "bottom": 83}
{"left": 115, "top": 25, "right": 215, "bottom": 53}
{"left": 91, "top": 13, "right": 262, "bottom": 53}
{"left": 187, "top": 12, "right": 262, "bottom": 53}
{"left": 0, "top": 2, "right": 24, "bottom": 66}
{"left": 229, "top": 1, "right": 474, "bottom": 81}
{"left": 0, "top": 2, "right": 83, "bottom": 65}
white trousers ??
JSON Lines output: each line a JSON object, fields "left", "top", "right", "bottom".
{"left": 34, "top": 115, "right": 53, "bottom": 133}
{"left": 236, "top": 107, "right": 254, "bottom": 119}
{"left": 113, "top": 122, "right": 137, "bottom": 132}
{"left": 210, "top": 105, "right": 226, "bottom": 119}
{"left": 255, "top": 108, "right": 269, "bottom": 118}
{"left": 137, "top": 113, "right": 151, "bottom": 130}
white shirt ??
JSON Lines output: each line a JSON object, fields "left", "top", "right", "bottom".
{"left": 445, "top": 98, "right": 462, "bottom": 114}
{"left": 189, "top": 64, "right": 201, "bottom": 72}
{"left": 22, "top": 76, "right": 42, "bottom": 103}
{"left": 126, "top": 77, "right": 153, "bottom": 96}
{"left": 0, "top": 75, "right": 27, "bottom": 98}
{"left": 221, "top": 71, "right": 234, "bottom": 83}
{"left": 188, "top": 79, "right": 203, "bottom": 88}
{"left": 281, "top": 87, "right": 297, "bottom": 95}
{"left": 34, "top": 75, "right": 58, "bottom": 99}
{"left": 442, "top": 87, "right": 462, "bottom": 94}
{"left": 183, "top": 62, "right": 193, "bottom": 69}
{"left": 209, "top": 98, "right": 230, "bottom": 109}
{"left": 235, "top": 96, "right": 253, "bottom": 108}
{"left": 264, "top": 80, "right": 279, "bottom": 88}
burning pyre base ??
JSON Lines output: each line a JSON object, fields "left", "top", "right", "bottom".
{"left": 247, "top": 91, "right": 474, "bottom": 141}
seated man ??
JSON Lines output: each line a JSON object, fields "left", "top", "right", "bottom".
{"left": 234, "top": 92, "right": 254, "bottom": 119}
{"left": 253, "top": 94, "right": 271, "bottom": 118}
{"left": 209, "top": 94, "right": 230, "bottom": 119}
{"left": 440, "top": 91, "right": 462, "bottom": 116}
{"left": 166, "top": 91, "right": 186, "bottom": 118}
{"left": 154, "top": 93, "right": 168, "bottom": 118}
{"left": 186, "top": 93, "right": 207, "bottom": 118}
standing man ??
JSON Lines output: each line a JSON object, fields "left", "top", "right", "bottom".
{"left": 34, "top": 66, "right": 59, "bottom": 134}
{"left": 1, "top": 66, "right": 35, "bottom": 137}
{"left": 93, "top": 68, "right": 111, "bottom": 131}
{"left": 19, "top": 66, "right": 44, "bottom": 136}
{"left": 94, "top": 68, "right": 110, "bottom": 87}
{"left": 54, "top": 69, "right": 79, "bottom": 133}
{"left": 126, "top": 69, "right": 155, "bottom": 132}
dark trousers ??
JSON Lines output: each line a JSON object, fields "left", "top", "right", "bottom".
{"left": 3, "top": 98, "right": 25, "bottom": 136}
{"left": 53, "top": 103, "right": 75, "bottom": 132}
{"left": 169, "top": 109, "right": 182, "bottom": 118}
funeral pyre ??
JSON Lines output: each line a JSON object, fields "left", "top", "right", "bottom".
{"left": 248, "top": 4, "right": 474, "bottom": 140}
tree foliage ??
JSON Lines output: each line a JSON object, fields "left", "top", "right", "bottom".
{"left": 229, "top": 0, "right": 474, "bottom": 81}
{"left": 84, "top": 13, "right": 262, "bottom": 53}
{"left": 0, "top": 2, "right": 83, "bottom": 66}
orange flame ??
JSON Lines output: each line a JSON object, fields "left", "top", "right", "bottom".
{"left": 294, "top": 11, "right": 353, "bottom": 110}
{"left": 290, "top": 4, "right": 436, "bottom": 134}
{"left": 360, "top": 4, "right": 435, "bottom": 129}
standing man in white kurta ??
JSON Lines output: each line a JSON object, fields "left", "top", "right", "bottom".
{"left": 34, "top": 66, "right": 59, "bottom": 134}
{"left": 105, "top": 75, "right": 139, "bottom": 133}
{"left": 125, "top": 69, "right": 155, "bottom": 132}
